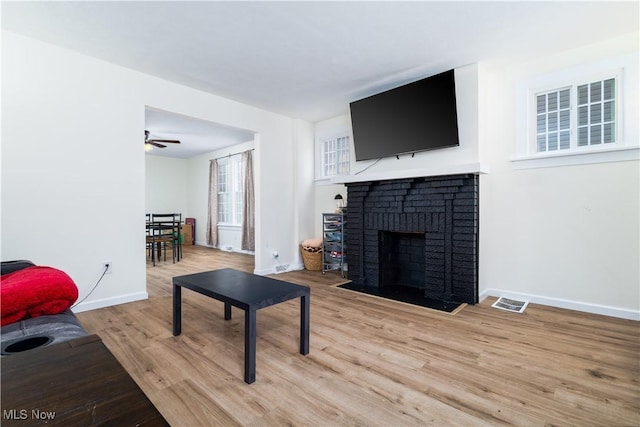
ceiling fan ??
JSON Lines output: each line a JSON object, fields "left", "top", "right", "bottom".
{"left": 144, "top": 130, "right": 181, "bottom": 149}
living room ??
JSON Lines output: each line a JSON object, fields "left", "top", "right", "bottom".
{"left": 3, "top": 2, "right": 638, "bottom": 319}
{"left": 2, "top": 2, "right": 639, "bottom": 425}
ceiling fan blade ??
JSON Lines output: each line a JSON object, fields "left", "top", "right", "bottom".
{"left": 148, "top": 139, "right": 181, "bottom": 144}
{"left": 148, "top": 141, "right": 167, "bottom": 148}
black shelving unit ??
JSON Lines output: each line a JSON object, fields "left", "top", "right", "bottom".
{"left": 322, "top": 213, "right": 346, "bottom": 277}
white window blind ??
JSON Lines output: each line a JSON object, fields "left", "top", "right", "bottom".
{"left": 217, "top": 156, "right": 244, "bottom": 225}
{"left": 323, "top": 136, "right": 350, "bottom": 177}
{"left": 513, "top": 51, "right": 636, "bottom": 169}
{"left": 537, "top": 88, "right": 571, "bottom": 152}
{"left": 577, "top": 78, "right": 615, "bottom": 146}
{"left": 217, "top": 160, "right": 230, "bottom": 224}
{"left": 535, "top": 77, "right": 617, "bottom": 154}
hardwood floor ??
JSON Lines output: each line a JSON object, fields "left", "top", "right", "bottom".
{"left": 77, "top": 245, "right": 640, "bottom": 426}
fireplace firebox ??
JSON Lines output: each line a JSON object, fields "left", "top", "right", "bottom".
{"left": 345, "top": 174, "right": 479, "bottom": 304}
{"left": 379, "top": 231, "right": 426, "bottom": 291}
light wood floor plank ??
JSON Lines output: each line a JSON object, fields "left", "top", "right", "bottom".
{"left": 76, "top": 245, "right": 640, "bottom": 426}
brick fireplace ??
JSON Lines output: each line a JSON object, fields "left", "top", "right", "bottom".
{"left": 345, "top": 174, "right": 479, "bottom": 304}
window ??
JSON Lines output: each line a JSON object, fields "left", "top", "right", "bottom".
{"left": 322, "top": 136, "right": 350, "bottom": 177}
{"left": 217, "top": 159, "right": 229, "bottom": 223}
{"left": 535, "top": 77, "right": 617, "bottom": 154}
{"left": 217, "top": 156, "right": 244, "bottom": 226}
{"left": 577, "top": 79, "right": 616, "bottom": 147}
{"left": 513, "top": 50, "right": 637, "bottom": 170}
{"left": 536, "top": 88, "right": 571, "bottom": 152}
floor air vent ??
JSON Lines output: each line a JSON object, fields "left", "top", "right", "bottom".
{"left": 275, "top": 264, "right": 289, "bottom": 273}
{"left": 492, "top": 297, "right": 529, "bottom": 313}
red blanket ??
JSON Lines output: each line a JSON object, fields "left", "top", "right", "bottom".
{"left": 1, "top": 266, "right": 79, "bottom": 326}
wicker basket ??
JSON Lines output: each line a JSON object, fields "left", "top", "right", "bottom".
{"left": 300, "top": 244, "right": 322, "bottom": 271}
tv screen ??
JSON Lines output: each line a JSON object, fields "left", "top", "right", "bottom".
{"left": 350, "top": 69, "right": 460, "bottom": 161}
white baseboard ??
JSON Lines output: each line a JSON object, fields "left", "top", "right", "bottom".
{"left": 480, "top": 288, "right": 640, "bottom": 321}
{"left": 193, "top": 241, "right": 254, "bottom": 255}
{"left": 254, "top": 262, "right": 304, "bottom": 276}
{"left": 71, "top": 292, "right": 149, "bottom": 313}
{"left": 289, "top": 262, "right": 304, "bottom": 273}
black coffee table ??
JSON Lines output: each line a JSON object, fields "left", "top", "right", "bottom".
{"left": 172, "top": 268, "right": 310, "bottom": 384}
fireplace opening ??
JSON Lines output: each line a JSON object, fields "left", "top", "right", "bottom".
{"left": 369, "top": 230, "right": 459, "bottom": 311}
{"left": 338, "top": 228, "right": 462, "bottom": 313}
{"left": 379, "top": 231, "right": 425, "bottom": 291}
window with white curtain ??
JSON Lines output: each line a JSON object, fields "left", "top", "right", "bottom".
{"left": 217, "top": 156, "right": 244, "bottom": 226}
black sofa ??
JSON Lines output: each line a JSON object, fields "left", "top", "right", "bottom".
{"left": 0, "top": 260, "right": 87, "bottom": 356}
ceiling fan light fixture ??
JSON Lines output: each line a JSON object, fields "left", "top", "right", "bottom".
{"left": 144, "top": 130, "right": 181, "bottom": 149}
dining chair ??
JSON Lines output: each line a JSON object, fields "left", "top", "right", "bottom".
{"left": 173, "top": 213, "right": 183, "bottom": 261}
{"left": 145, "top": 213, "right": 156, "bottom": 265}
{"left": 150, "top": 213, "right": 180, "bottom": 264}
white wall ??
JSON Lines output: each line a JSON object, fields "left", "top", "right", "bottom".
{"left": 479, "top": 33, "right": 639, "bottom": 319}
{"left": 346, "top": 63, "right": 480, "bottom": 177}
{"left": 1, "top": 31, "right": 308, "bottom": 311}
{"left": 314, "top": 185, "right": 346, "bottom": 236}
{"left": 292, "top": 119, "right": 317, "bottom": 268}
{"left": 313, "top": 35, "right": 639, "bottom": 319}
{"left": 313, "top": 114, "right": 351, "bottom": 236}
{"left": 145, "top": 156, "right": 188, "bottom": 215}
{"left": 313, "top": 64, "right": 481, "bottom": 233}
{"left": 313, "top": 64, "right": 481, "bottom": 237}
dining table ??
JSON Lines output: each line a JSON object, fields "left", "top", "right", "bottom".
{"left": 146, "top": 214, "right": 183, "bottom": 264}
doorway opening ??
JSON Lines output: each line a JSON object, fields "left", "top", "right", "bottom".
{"left": 144, "top": 106, "right": 256, "bottom": 271}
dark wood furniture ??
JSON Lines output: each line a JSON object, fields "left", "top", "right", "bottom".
{"left": 146, "top": 213, "right": 183, "bottom": 266}
{"left": 1, "top": 334, "right": 168, "bottom": 426}
{"left": 173, "top": 268, "right": 310, "bottom": 384}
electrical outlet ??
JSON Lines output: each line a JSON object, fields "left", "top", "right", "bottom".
{"left": 102, "top": 261, "right": 113, "bottom": 274}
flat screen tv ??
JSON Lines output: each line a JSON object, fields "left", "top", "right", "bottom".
{"left": 350, "top": 69, "right": 460, "bottom": 161}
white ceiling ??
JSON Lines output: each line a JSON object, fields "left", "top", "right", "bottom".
{"left": 145, "top": 107, "right": 255, "bottom": 158}
{"left": 3, "top": 1, "right": 638, "bottom": 158}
